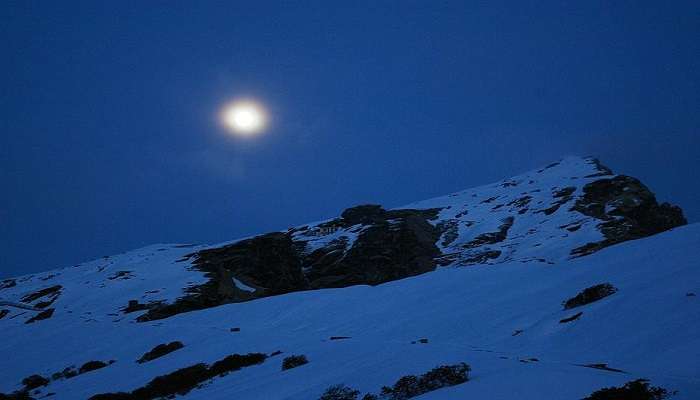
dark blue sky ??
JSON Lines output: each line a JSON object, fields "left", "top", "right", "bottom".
{"left": 1, "top": 1, "right": 698, "bottom": 278}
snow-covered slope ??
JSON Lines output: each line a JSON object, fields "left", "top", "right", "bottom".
{"left": 0, "top": 157, "right": 696, "bottom": 399}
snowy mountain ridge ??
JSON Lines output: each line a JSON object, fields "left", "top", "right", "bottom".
{"left": 0, "top": 156, "right": 697, "bottom": 400}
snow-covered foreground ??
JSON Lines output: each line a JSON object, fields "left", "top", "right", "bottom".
{"left": 1, "top": 223, "right": 698, "bottom": 399}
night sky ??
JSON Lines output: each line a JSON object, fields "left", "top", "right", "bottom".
{"left": 1, "top": 1, "right": 698, "bottom": 278}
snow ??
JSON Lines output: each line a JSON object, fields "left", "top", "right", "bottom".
{"left": 0, "top": 157, "right": 697, "bottom": 399}
{"left": 234, "top": 277, "right": 257, "bottom": 293}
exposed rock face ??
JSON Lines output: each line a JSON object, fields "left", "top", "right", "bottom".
{"left": 305, "top": 205, "right": 441, "bottom": 288}
{"left": 571, "top": 176, "right": 687, "bottom": 256}
{"left": 563, "top": 283, "right": 618, "bottom": 309}
{"left": 25, "top": 308, "right": 54, "bottom": 324}
{"left": 138, "top": 205, "right": 441, "bottom": 321}
{"left": 70, "top": 157, "right": 684, "bottom": 323}
{"left": 138, "top": 232, "right": 306, "bottom": 321}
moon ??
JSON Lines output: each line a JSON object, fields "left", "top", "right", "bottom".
{"left": 220, "top": 100, "right": 268, "bottom": 135}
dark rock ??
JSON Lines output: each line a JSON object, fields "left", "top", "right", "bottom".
{"left": 21, "top": 375, "right": 49, "bottom": 391}
{"left": 463, "top": 217, "right": 514, "bottom": 249}
{"left": 307, "top": 208, "right": 442, "bottom": 289}
{"left": 20, "top": 285, "right": 61, "bottom": 305}
{"left": 0, "top": 309, "right": 9, "bottom": 320}
{"left": 579, "top": 363, "right": 624, "bottom": 373}
{"left": 138, "top": 232, "right": 305, "bottom": 322}
{"left": 436, "top": 220, "right": 459, "bottom": 247}
{"left": 107, "top": 271, "right": 133, "bottom": 280}
{"left": 137, "top": 205, "right": 442, "bottom": 322}
{"left": 25, "top": 308, "right": 54, "bottom": 324}
{"left": 507, "top": 196, "right": 532, "bottom": 209}
{"left": 121, "top": 300, "right": 160, "bottom": 314}
{"left": 282, "top": 355, "right": 308, "bottom": 370}
{"left": 0, "top": 279, "right": 17, "bottom": 291}
{"left": 559, "top": 312, "right": 583, "bottom": 323}
{"left": 329, "top": 336, "right": 351, "bottom": 340}
{"left": 536, "top": 187, "right": 576, "bottom": 216}
{"left": 461, "top": 250, "right": 502, "bottom": 265}
{"left": 230, "top": 327, "right": 241, "bottom": 332}
{"left": 563, "top": 283, "right": 617, "bottom": 309}
{"left": 571, "top": 175, "right": 686, "bottom": 256}
{"left": 340, "top": 204, "right": 385, "bottom": 225}
{"left": 79, "top": 360, "right": 109, "bottom": 374}
{"left": 137, "top": 342, "right": 184, "bottom": 363}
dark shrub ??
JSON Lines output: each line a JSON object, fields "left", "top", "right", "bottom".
{"left": 79, "top": 360, "right": 109, "bottom": 374}
{"left": 319, "top": 384, "right": 360, "bottom": 400}
{"left": 209, "top": 353, "right": 267, "bottom": 376}
{"left": 89, "top": 352, "right": 266, "bottom": 400}
{"left": 564, "top": 283, "right": 617, "bottom": 309}
{"left": 132, "top": 363, "right": 210, "bottom": 398}
{"left": 381, "top": 375, "right": 419, "bottom": 400}
{"left": 282, "top": 355, "right": 308, "bottom": 370}
{"left": 379, "top": 363, "right": 470, "bottom": 400}
{"left": 0, "top": 392, "right": 34, "bottom": 400}
{"left": 137, "top": 341, "right": 184, "bottom": 363}
{"left": 51, "top": 366, "right": 78, "bottom": 380}
{"left": 583, "top": 379, "right": 669, "bottom": 400}
{"left": 21, "top": 375, "right": 48, "bottom": 390}
{"left": 88, "top": 394, "right": 131, "bottom": 400}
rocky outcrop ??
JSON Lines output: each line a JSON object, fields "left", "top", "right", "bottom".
{"left": 138, "top": 342, "right": 184, "bottom": 364}
{"left": 138, "top": 205, "right": 442, "bottom": 321}
{"left": 571, "top": 175, "right": 686, "bottom": 256}
{"left": 563, "top": 283, "right": 617, "bottom": 309}
{"left": 128, "top": 160, "right": 686, "bottom": 322}
{"left": 138, "top": 232, "right": 306, "bottom": 321}
{"left": 305, "top": 205, "right": 441, "bottom": 288}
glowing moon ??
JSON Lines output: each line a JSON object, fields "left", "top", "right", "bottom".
{"left": 221, "top": 100, "right": 267, "bottom": 135}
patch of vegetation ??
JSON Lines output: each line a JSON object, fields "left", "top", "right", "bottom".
{"left": 88, "top": 352, "right": 266, "bottom": 400}
{"left": 379, "top": 363, "right": 471, "bottom": 399}
{"left": 21, "top": 375, "right": 49, "bottom": 390}
{"left": 51, "top": 366, "right": 78, "bottom": 380}
{"left": 320, "top": 363, "right": 472, "bottom": 400}
{"left": 564, "top": 283, "right": 617, "bottom": 309}
{"left": 79, "top": 360, "right": 112, "bottom": 374}
{"left": 319, "top": 384, "right": 360, "bottom": 400}
{"left": 137, "top": 341, "right": 184, "bottom": 363}
{"left": 583, "top": 379, "right": 670, "bottom": 400}
{"left": 0, "top": 392, "right": 34, "bottom": 400}
{"left": 282, "top": 355, "right": 308, "bottom": 370}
